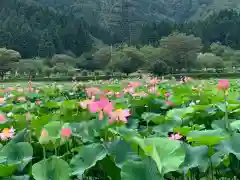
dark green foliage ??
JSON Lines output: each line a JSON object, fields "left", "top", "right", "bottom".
{"left": 0, "top": 75, "right": 135, "bottom": 82}
{"left": 141, "top": 9, "right": 240, "bottom": 51}
{"left": 0, "top": 0, "right": 93, "bottom": 58}
{"left": 166, "top": 72, "right": 240, "bottom": 79}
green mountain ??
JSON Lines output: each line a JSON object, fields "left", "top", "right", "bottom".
{"left": 1, "top": 0, "right": 240, "bottom": 58}
{"left": 0, "top": 0, "right": 94, "bottom": 57}
{"left": 36, "top": 0, "right": 240, "bottom": 24}
{"left": 32, "top": 0, "right": 240, "bottom": 46}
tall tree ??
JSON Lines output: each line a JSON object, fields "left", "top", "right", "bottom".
{"left": 159, "top": 32, "right": 202, "bottom": 72}
{"left": 110, "top": 46, "right": 145, "bottom": 75}
{"left": 0, "top": 48, "right": 21, "bottom": 79}
{"left": 140, "top": 45, "right": 170, "bottom": 75}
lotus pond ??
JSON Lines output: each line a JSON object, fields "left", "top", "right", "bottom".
{"left": 1, "top": 78, "right": 240, "bottom": 180}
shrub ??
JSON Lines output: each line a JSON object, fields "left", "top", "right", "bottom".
{"left": 165, "top": 72, "right": 240, "bottom": 79}
{"left": 0, "top": 75, "right": 135, "bottom": 82}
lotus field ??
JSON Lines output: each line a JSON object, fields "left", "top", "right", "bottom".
{"left": 2, "top": 78, "right": 240, "bottom": 180}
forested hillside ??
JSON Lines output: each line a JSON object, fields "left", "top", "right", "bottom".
{"left": 0, "top": 0, "right": 94, "bottom": 58}
{"left": 37, "top": 0, "right": 240, "bottom": 23}
{"left": 1, "top": 0, "right": 240, "bottom": 58}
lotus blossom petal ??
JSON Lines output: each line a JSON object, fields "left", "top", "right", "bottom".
{"left": 0, "top": 134, "right": 8, "bottom": 141}
{"left": 167, "top": 101, "right": 173, "bottom": 106}
{"left": 148, "top": 86, "right": 157, "bottom": 93}
{"left": 97, "top": 97, "right": 110, "bottom": 109}
{"left": 88, "top": 97, "right": 113, "bottom": 120}
{"left": 103, "top": 102, "right": 113, "bottom": 115}
{"left": 36, "top": 100, "right": 41, "bottom": 105}
{"left": 106, "top": 91, "right": 114, "bottom": 96}
{"left": 169, "top": 133, "right": 182, "bottom": 140}
{"left": 168, "top": 135, "right": 175, "bottom": 140}
{"left": 128, "top": 82, "right": 141, "bottom": 88}
{"left": 41, "top": 129, "right": 48, "bottom": 137}
{"left": 80, "top": 99, "right": 93, "bottom": 109}
{"left": 0, "top": 97, "right": 5, "bottom": 104}
{"left": 165, "top": 92, "right": 170, "bottom": 97}
{"left": 174, "top": 133, "right": 183, "bottom": 140}
{"left": 98, "top": 111, "right": 104, "bottom": 120}
{"left": 88, "top": 101, "right": 100, "bottom": 113}
{"left": 61, "top": 128, "right": 72, "bottom": 138}
{"left": 18, "top": 96, "right": 26, "bottom": 102}
{"left": 115, "top": 92, "right": 123, "bottom": 98}
{"left": 109, "top": 109, "right": 130, "bottom": 123}
{"left": 0, "top": 127, "right": 15, "bottom": 140}
{"left": 217, "top": 80, "right": 229, "bottom": 91}
{"left": 28, "top": 87, "right": 34, "bottom": 92}
{"left": 85, "top": 87, "right": 101, "bottom": 97}
{"left": 150, "top": 78, "right": 159, "bottom": 85}
{"left": 6, "top": 87, "right": 14, "bottom": 92}
{"left": 123, "top": 87, "right": 134, "bottom": 94}
{"left": 0, "top": 114, "right": 6, "bottom": 123}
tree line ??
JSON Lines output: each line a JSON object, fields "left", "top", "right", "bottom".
{"left": 2, "top": 32, "right": 240, "bottom": 79}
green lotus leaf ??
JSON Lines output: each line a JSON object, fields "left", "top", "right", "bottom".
{"left": 132, "top": 137, "right": 185, "bottom": 174}
{"left": 121, "top": 158, "right": 163, "bottom": 180}
{"left": 187, "top": 129, "right": 228, "bottom": 146}
{"left": 70, "top": 143, "right": 107, "bottom": 176}
{"left": 32, "top": 156, "right": 70, "bottom": 180}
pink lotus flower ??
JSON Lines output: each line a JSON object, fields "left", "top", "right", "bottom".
{"left": 148, "top": 86, "right": 157, "bottom": 93}
{"left": 36, "top": 100, "right": 41, "bottom": 105}
{"left": 61, "top": 128, "right": 72, "bottom": 138}
{"left": 150, "top": 78, "right": 159, "bottom": 85}
{"left": 41, "top": 129, "right": 48, "bottom": 137}
{"left": 109, "top": 109, "right": 130, "bottom": 123}
{"left": 106, "top": 91, "right": 114, "bottom": 96}
{"left": 165, "top": 92, "right": 170, "bottom": 97}
{"left": 88, "top": 97, "right": 113, "bottom": 120}
{"left": 167, "top": 101, "right": 173, "bottom": 106}
{"left": 115, "top": 92, "right": 123, "bottom": 98}
{"left": 0, "top": 97, "right": 5, "bottom": 104}
{"left": 123, "top": 87, "right": 135, "bottom": 94}
{"left": 156, "top": 92, "right": 160, "bottom": 96}
{"left": 6, "top": 87, "right": 14, "bottom": 92}
{"left": 79, "top": 99, "right": 93, "bottom": 109}
{"left": 18, "top": 96, "right": 26, "bottom": 102}
{"left": 168, "top": 133, "right": 182, "bottom": 140}
{"left": 85, "top": 87, "right": 101, "bottom": 98}
{"left": 104, "top": 90, "right": 109, "bottom": 93}
{"left": 28, "top": 87, "right": 34, "bottom": 92}
{"left": 0, "top": 127, "right": 15, "bottom": 141}
{"left": 128, "top": 82, "right": 141, "bottom": 88}
{"left": 0, "top": 114, "right": 6, "bottom": 123}
{"left": 217, "top": 80, "right": 229, "bottom": 91}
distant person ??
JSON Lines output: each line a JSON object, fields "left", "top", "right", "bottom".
{"left": 180, "top": 76, "right": 186, "bottom": 83}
